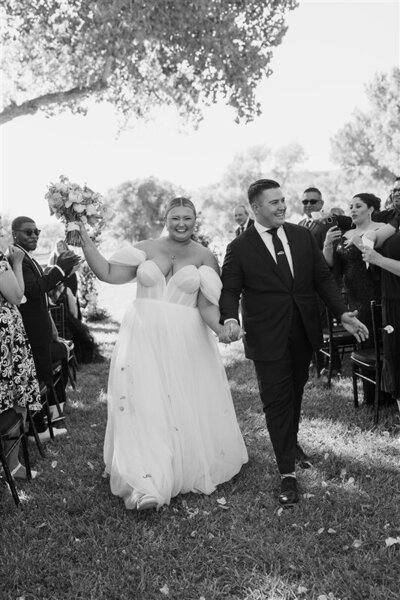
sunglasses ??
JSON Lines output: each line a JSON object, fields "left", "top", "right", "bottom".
{"left": 302, "top": 199, "right": 319, "bottom": 205}
{"left": 14, "top": 228, "right": 41, "bottom": 237}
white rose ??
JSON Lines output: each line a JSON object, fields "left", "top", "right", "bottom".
{"left": 70, "top": 190, "right": 84, "bottom": 204}
{"left": 85, "top": 204, "right": 97, "bottom": 216}
{"left": 73, "top": 203, "right": 85, "bottom": 213}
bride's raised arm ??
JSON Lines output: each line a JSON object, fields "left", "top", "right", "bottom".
{"left": 79, "top": 224, "right": 139, "bottom": 284}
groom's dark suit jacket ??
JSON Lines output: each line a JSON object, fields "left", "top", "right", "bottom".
{"left": 220, "top": 222, "right": 347, "bottom": 362}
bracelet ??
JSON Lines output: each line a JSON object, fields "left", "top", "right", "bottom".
{"left": 324, "top": 243, "right": 333, "bottom": 249}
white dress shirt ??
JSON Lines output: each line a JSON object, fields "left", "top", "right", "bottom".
{"left": 253, "top": 221, "right": 294, "bottom": 276}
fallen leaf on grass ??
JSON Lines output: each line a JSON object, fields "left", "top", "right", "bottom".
{"left": 352, "top": 539, "right": 362, "bottom": 548}
{"left": 318, "top": 527, "right": 325, "bottom": 535}
{"left": 190, "top": 531, "right": 197, "bottom": 538}
{"left": 303, "top": 493, "right": 315, "bottom": 499}
{"left": 277, "top": 507, "right": 284, "bottom": 517}
{"left": 347, "top": 477, "right": 355, "bottom": 484}
{"left": 51, "top": 461, "right": 57, "bottom": 468}
{"left": 159, "top": 584, "right": 170, "bottom": 596}
{"left": 297, "top": 585, "right": 308, "bottom": 594}
{"left": 385, "top": 536, "right": 400, "bottom": 547}
{"left": 321, "top": 481, "right": 328, "bottom": 488}
{"left": 217, "top": 497, "right": 227, "bottom": 505}
{"left": 324, "top": 452, "right": 329, "bottom": 460}
{"left": 340, "top": 468, "right": 347, "bottom": 481}
{"left": 37, "top": 522, "right": 47, "bottom": 529}
{"left": 327, "top": 528, "right": 336, "bottom": 534}
{"left": 87, "top": 461, "right": 94, "bottom": 470}
{"left": 90, "top": 424, "right": 98, "bottom": 427}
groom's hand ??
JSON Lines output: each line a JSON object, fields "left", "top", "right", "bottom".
{"left": 341, "top": 311, "right": 369, "bottom": 343}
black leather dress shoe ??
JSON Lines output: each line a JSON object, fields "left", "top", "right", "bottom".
{"left": 279, "top": 477, "right": 299, "bottom": 506}
{"left": 296, "top": 443, "right": 313, "bottom": 469}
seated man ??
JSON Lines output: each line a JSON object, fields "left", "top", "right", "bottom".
{"left": 11, "top": 216, "right": 80, "bottom": 441}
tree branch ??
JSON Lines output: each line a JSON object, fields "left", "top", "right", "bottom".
{"left": 0, "top": 82, "right": 107, "bottom": 125}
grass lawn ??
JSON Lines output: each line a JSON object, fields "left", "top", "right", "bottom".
{"left": 1, "top": 286, "right": 399, "bottom": 600}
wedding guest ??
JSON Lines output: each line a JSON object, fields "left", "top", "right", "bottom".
{"left": 362, "top": 219, "right": 400, "bottom": 413}
{"left": 298, "top": 187, "right": 340, "bottom": 378}
{"left": 234, "top": 204, "right": 254, "bottom": 236}
{"left": 219, "top": 179, "right": 368, "bottom": 506}
{"left": 323, "top": 194, "right": 385, "bottom": 334}
{"left": 79, "top": 197, "right": 248, "bottom": 511}
{"left": 298, "top": 188, "right": 331, "bottom": 251}
{"left": 11, "top": 216, "right": 80, "bottom": 441}
{"left": 324, "top": 177, "right": 400, "bottom": 229}
{"left": 0, "top": 243, "right": 41, "bottom": 479}
{"left": 323, "top": 194, "right": 386, "bottom": 404}
{"left": 48, "top": 239, "right": 82, "bottom": 319}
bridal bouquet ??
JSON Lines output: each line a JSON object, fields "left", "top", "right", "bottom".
{"left": 45, "top": 175, "right": 112, "bottom": 246}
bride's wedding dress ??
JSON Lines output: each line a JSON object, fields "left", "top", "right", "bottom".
{"left": 104, "top": 246, "right": 248, "bottom": 509}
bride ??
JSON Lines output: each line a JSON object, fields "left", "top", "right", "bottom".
{"left": 79, "top": 197, "right": 248, "bottom": 510}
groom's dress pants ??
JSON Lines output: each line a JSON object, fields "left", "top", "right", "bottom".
{"left": 253, "top": 305, "right": 313, "bottom": 474}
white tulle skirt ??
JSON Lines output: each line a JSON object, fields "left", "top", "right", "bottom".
{"left": 104, "top": 298, "right": 248, "bottom": 509}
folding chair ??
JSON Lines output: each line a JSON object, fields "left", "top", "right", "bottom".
{"left": 49, "top": 304, "right": 78, "bottom": 389}
{"left": 350, "top": 301, "right": 383, "bottom": 424}
{"left": 318, "top": 308, "right": 356, "bottom": 387}
{"left": 0, "top": 408, "right": 32, "bottom": 507}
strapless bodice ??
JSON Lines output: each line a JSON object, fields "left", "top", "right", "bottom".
{"left": 108, "top": 245, "right": 221, "bottom": 307}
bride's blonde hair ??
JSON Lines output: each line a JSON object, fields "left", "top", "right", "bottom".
{"left": 164, "top": 197, "right": 196, "bottom": 218}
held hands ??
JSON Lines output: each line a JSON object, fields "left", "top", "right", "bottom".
{"left": 340, "top": 311, "right": 369, "bottom": 343}
{"left": 218, "top": 321, "right": 245, "bottom": 344}
{"left": 7, "top": 245, "right": 24, "bottom": 266}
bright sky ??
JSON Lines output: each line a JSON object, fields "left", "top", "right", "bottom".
{"left": 1, "top": 0, "right": 399, "bottom": 224}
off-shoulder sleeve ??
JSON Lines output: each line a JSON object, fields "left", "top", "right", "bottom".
{"left": 199, "top": 265, "right": 222, "bottom": 306}
{"left": 108, "top": 245, "right": 146, "bottom": 267}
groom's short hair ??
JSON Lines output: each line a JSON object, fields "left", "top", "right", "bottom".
{"left": 248, "top": 179, "right": 280, "bottom": 205}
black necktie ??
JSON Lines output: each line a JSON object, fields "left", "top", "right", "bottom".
{"left": 267, "top": 228, "right": 293, "bottom": 288}
{"left": 306, "top": 219, "right": 313, "bottom": 229}
{"left": 240, "top": 225, "right": 245, "bottom": 233}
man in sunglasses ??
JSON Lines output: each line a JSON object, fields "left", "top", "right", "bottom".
{"left": 298, "top": 188, "right": 332, "bottom": 251}
{"left": 11, "top": 216, "right": 81, "bottom": 442}
{"left": 298, "top": 188, "right": 342, "bottom": 378}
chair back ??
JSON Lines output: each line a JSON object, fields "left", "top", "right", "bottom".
{"left": 49, "top": 304, "right": 65, "bottom": 338}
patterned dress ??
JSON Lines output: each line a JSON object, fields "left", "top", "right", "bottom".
{"left": 0, "top": 253, "right": 41, "bottom": 414}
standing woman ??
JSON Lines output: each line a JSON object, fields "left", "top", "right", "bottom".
{"left": 323, "top": 193, "right": 385, "bottom": 334}
{"left": 362, "top": 219, "right": 400, "bottom": 413}
{"left": 0, "top": 239, "right": 41, "bottom": 479}
{"left": 79, "top": 197, "right": 248, "bottom": 511}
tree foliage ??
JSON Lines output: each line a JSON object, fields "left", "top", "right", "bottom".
{"left": 196, "top": 141, "right": 307, "bottom": 235}
{"left": 331, "top": 68, "right": 400, "bottom": 183}
{"left": 106, "top": 177, "right": 185, "bottom": 242}
{"left": 1, "top": 0, "right": 298, "bottom": 125}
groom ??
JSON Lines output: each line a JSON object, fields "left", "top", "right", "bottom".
{"left": 219, "top": 179, "right": 369, "bottom": 506}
